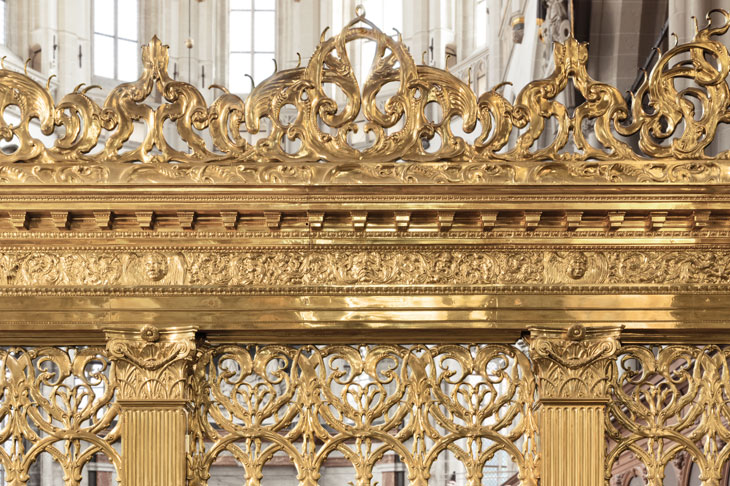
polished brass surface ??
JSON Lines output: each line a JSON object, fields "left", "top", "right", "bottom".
{"left": 607, "top": 345, "right": 730, "bottom": 486}
{"left": 190, "top": 343, "right": 538, "bottom": 486}
{"left": 0, "top": 10, "right": 728, "bottom": 182}
{"left": 0, "top": 6, "right": 729, "bottom": 486}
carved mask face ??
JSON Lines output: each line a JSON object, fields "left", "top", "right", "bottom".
{"left": 143, "top": 253, "right": 168, "bottom": 282}
{"left": 567, "top": 253, "right": 588, "bottom": 280}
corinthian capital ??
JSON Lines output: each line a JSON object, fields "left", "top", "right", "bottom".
{"left": 105, "top": 326, "right": 197, "bottom": 401}
{"left": 529, "top": 325, "right": 621, "bottom": 401}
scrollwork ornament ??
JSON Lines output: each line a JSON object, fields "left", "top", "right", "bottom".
{"left": 0, "top": 10, "right": 726, "bottom": 180}
{"left": 606, "top": 345, "right": 730, "bottom": 486}
{"left": 0, "top": 346, "right": 121, "bottom": 485}
{"left": 188, "top": 343, "right": 538, "bottom": 486}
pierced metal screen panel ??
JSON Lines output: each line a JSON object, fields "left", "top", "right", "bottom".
{"left": 0, "top": 347, "right": 120, "bottom": 485}
{"left": 189, "top": 344, "right": 538, "bottom": 486}
{"left": 607, "top": 345, "right": 730, "bottom": 485}
{"left": 7, "top": 342, "right": 730, "bottom": 485}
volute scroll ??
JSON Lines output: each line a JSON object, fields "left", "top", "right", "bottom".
{"left": 0, "top": 10, "right": 728, "bottom": 184}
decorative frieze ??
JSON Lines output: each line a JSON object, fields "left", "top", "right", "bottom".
{"left": 0, "top": 247, "right": 727, "bottom": 292}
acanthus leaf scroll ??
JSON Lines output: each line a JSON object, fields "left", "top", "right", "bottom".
{"left": 105, "top": 326, "right": 197, "bottom": 401}
{"left": 0, "top": 10, "right": 728, "bottom": 174}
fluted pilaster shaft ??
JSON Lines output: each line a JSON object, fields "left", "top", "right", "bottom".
{"left": 529, "top": 325, "right": 621, "bottom": 486}
{"left": 106, "top": 326, "right": 197, "bottom": 486}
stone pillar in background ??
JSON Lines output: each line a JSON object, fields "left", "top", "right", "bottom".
{"left": 669, "top": 0, "right": 729, "bottom": 156}
{"left": 487, "top": 0, "right": 502, "bottom": 89}
{"left": 56, "top": 0, "right": 91, "bottom": 97}
{"left": 529, "top": 325, "right": 622, "bottom": 486}
{"left": 428, "top": 0, "right": 456, "bottom": 69}
{"left": 106, "top": 326, "right": 197, "bottom": 486}
{"left": 669, "top": 0, "right": 715, "bottom": 44}
{"left": 402, "top": 0, "right": 432, "bottom": 65}
{"left": 279, "top": 0, "right": 320, "bottom": 70}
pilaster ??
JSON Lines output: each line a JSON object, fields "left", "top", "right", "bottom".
{"left": 529, "top": 325, "right": 622, "bottom": 486}
{"left": 106, "top": 325, "right": 197, "bottom": 486}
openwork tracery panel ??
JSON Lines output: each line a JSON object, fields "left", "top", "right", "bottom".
{"left": 0, "top": 346, "right": 120, "bottom": 485}
{"left": 607, "top": 345, "right": 730, "bottom": 486}
{"left": 189, "top": 343, "right": 538, "bottom": 486}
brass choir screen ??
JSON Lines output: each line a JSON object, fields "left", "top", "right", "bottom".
{"left": 0, "top": 5, "right": 730, "bottom": 486}
{"left": 191, "top": 344, "right": 537, "bottom": 486}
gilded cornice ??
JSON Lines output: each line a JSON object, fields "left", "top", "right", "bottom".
{"left": 0, "top": 9, "right": 727, "bottom": 342}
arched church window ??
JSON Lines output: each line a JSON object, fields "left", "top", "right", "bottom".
{"left": 93, "top": 0, "right": 139, "bottom": 81}
{"left": 229, "top": 0, "right": 276, "bottom": 94}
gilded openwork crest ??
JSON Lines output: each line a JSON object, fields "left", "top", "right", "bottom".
{"left": 0, "top": 9, "right": 729, "bottom": 183}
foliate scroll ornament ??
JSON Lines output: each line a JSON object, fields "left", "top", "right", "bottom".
{"left": 606, "top": 345, "right": 730, "bottom": 486}
{"left": 100, "top": 36, "right": 215, "bottom": 164}
{"left": 0, "top": 9, "right": 729, "bottom": 173}
{"left": 618, "top": 9, "right": 730, "bottom": 159}
{"left": 509, "top": 36, "right": 636, "bottom": 161}
{"left": 105, "top": 326, "right": 196, "bottom": 401}
{"left": 529, "top": 325, "right": 621, "bottom": 400}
